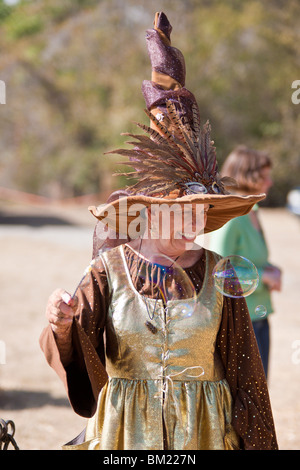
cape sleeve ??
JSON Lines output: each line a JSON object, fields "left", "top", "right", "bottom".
{"left": 217, "top": 295, "right": 278, "bottom": 449}
{"left": 39, "top": 258, "right": 109, "bottom": 418}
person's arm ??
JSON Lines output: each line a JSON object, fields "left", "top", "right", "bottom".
{"left": 261, "top": 265, "right": 282, "bottom": 291}
{"left": 40, "top": 258, "right": 109, "bottom": 417}
{"left": 217, "top": 296, "right": 278, "bottom": 450}
{"left": 210, "top": 218, "right": 280, "bottom": 294}
{"left": 42, "top": 288, "right": 75, "bottom": 366}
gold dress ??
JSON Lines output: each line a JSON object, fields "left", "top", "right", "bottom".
{"left": 63, "top": 246, "right": 239, "bottom": 450}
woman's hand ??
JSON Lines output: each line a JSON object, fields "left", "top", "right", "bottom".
{"left": 262, "top": 265, "right": 282, "bottom": 291}
{"left": 46, "top": 288, "right": 77, "bottom": 338}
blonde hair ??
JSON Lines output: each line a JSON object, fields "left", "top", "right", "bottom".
{"left": 221, "top": 145, "right": 272, "bottom": 194}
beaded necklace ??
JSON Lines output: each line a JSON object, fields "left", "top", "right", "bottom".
{"left": 125, "top": 239, "right": 180, "bottom": 332}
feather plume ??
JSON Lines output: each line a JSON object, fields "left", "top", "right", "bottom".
{"left": 106, "top": 101, "right": 230, "bottom": 196}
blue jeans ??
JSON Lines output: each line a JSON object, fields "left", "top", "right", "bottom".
{"left": 252, "top": 318, "right": 270, "bottom": 379}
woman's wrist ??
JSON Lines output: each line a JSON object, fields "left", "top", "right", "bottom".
{"left": 53, "top": 326, "right": 73, "bottom": 366}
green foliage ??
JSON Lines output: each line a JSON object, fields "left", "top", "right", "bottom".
{"left": 0, "top": 0, "right": 12, "bottom": 23}
{"left": 6, "top": 14, "right": 43, "bottom": 39}
{"left": 0, "top": 0, "right": 299, "bottom": 205}
{"left": 44, "top": 0, "right": 101, "bottom": 24}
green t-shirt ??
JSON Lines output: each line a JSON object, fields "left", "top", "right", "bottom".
{"left": 209, "top": 208, "right": 273, "bottom": 321}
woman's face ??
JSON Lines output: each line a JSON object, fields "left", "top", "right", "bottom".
{"left": 257, "top": 166, "right": 273, "bottom": 195}
{"left": 147, "top": 203, "right": 209, "bottom": 255}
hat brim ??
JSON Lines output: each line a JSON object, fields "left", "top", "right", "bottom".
{"left": 89, "top": 192, "right": 265, "bottom": 237}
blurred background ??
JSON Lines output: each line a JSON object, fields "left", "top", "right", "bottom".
{"left": 0, "top": 0, "right": 300, "bottom": 204}
{"left": 0, "top": 0, "right": 299, "bottom": 450}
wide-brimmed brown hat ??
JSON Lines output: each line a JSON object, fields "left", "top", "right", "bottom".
{"left": 89, "top": 12, "right": 265, "bottom": 236}
{"left": 89, "top": 192, "right": 264, "bottom": 237}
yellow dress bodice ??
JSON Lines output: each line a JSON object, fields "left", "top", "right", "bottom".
{"left": 64, "top": 246, "right": 239, "bottom": 450}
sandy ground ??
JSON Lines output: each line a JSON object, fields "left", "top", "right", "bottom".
{"left": 0, "top": 202, "right": 299, "bottom": 451}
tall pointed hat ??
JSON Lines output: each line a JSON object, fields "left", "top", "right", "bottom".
{"left": 89, "top": 12, "right": 265, "bottom": 235}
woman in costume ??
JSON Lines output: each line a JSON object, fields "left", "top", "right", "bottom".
{"left": 209, "top": 146, "right": 282, "bottom": 379}
{"left": 40, "top": 12, "right": 278, "bottom": 450}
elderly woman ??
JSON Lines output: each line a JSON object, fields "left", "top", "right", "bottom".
{"left": 40, "top": 12, "right": 277, "bottom": 450}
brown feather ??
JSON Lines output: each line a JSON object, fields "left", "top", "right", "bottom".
{"left": 105, "top": 104, "right": 222, "bottom": 196}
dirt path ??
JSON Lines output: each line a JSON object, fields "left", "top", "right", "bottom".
{"left": 0, "top": 203, "right": 299, "bottom": 450}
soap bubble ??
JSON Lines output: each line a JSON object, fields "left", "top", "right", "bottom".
{"left": 71, "top": 259, "right": 97, "bottom": 299}
{"left": 137, "top": 253, "right": 197, "bottom": 320}
{"left": 255, "top": 305, "right": 267, "bottom": 318}
{"left": 212, "top": 255, "right": 259, "bottom": 298}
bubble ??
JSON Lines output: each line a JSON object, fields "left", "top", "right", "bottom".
{"left": 72, "top": 259, "right": 97, "bottom": 298}
{"left": 255, "top": 305, "right": 267, "bottom": 318}
{"left": 137, "top": 253, "right": 197, "bottom": 319}
{"left": 212, "top": 255, "right": 259, "bottom": 298}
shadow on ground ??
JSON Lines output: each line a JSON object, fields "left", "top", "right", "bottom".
{"left": 0, "top": 389, "right": 70, "bottom": 410}
{"left": 0, "top": 213, "right": 75, "bottom": 227}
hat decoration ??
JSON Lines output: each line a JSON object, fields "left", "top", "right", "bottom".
{"left": 106, "top": 12, "right": 236, "bottom": 198}
{"left": 109, "top": 100, "right": 236, "bottom": 198}
{"left": 89, "top": 12, "right": 265, "bottom": 235}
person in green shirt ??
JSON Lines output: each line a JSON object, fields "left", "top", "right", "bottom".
{"left": 209, "top": 145, "right": 282, "bottom": 379}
